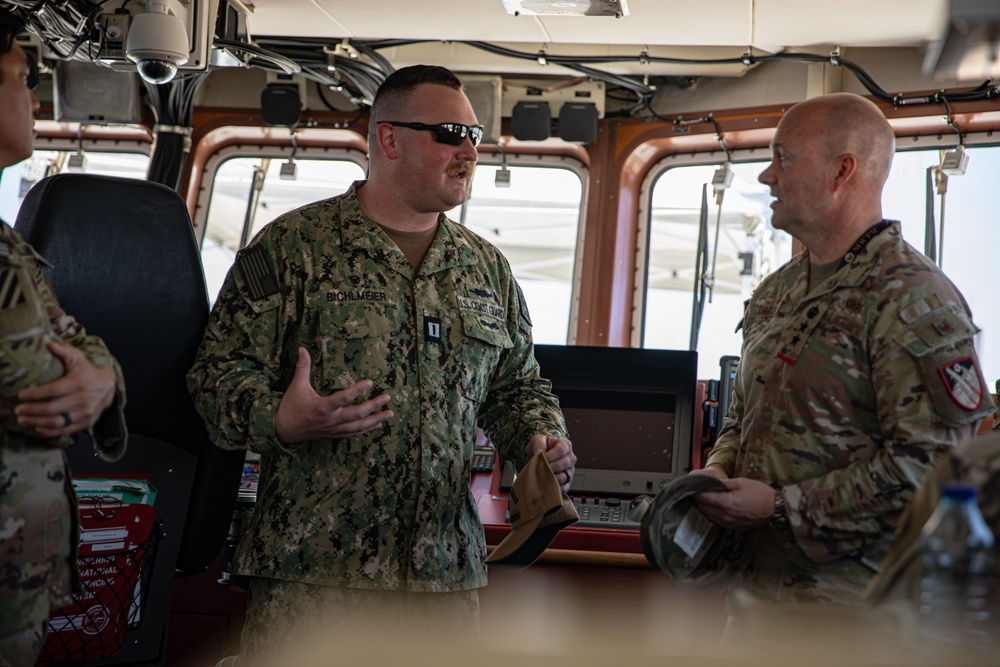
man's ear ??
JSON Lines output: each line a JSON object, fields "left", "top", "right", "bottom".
{"left": 832, "top": 153, "right": 859, "bottom": 191}
{"left": 376, "top": 122, "right": 398, "bottom": 160}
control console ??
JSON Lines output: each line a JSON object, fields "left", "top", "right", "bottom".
{"left": 571, "top": 494, "right": 652, "bottom": 529}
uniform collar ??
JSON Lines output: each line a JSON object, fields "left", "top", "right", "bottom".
{"left": 782, "top": 220, "right": 900, "bottom": 295}
{"left": 337, "top": 180, "right": 478, "bottom": 276}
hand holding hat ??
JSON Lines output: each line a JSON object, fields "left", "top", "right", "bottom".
{"left": 640, "top": 472, "right": 754, "bottom": 593}
{"left": 485, "top": 452, "right": 579, "bottom": 571}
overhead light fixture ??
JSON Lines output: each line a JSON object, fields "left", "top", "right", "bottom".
{"left": 502, "top": 0, "right": 629, "bottom": 18}
{"left": 923, "top": 0, "right": 1000, "bottom": 81}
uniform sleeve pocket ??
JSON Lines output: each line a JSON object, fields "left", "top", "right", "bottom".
{"left": 894, "top": 305, "right": 990, "bottom": 424}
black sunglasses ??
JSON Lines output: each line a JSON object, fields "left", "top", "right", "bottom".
{"left": 27, "top": 54, "right": 38, "bottom": 91}
{"left": 378, "top": 120, "right": 484, "bottom": 147}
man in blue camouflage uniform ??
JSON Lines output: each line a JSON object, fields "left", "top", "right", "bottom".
{"left": 0, "top": 12, "right": 127, "bottom": 666}
{"left": 690, "top": 93, "right": 993, "bottom": 610}
{"left": 187, "top": 65, "right": 575, "bottom": 663}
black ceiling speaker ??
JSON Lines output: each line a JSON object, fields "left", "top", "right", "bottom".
{"left": 511, "top": 101, "right": 551, "bottom": 141}
{"left": 558, "top": 102, "right": 599, "bottom": 144}
{"left": 261, "top": 84, "right": 301, "bottom": 126}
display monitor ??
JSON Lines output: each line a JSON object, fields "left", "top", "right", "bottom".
{"left": 529, "top": 344, "right": 698, "bottom": 498}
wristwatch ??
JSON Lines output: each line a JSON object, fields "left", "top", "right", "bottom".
{"left": 771, "top": 488, "right": 791, "bottom": 532}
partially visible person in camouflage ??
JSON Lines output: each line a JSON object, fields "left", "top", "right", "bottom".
{"left": 187, "top": 64, "right": 575, "bottom": 663}
{"left": 863, "top": 432, "right": 1000, "bottom": 606}
{"left": 688, "top": 93, "right": 994, "bottom": 614}
{"left": 0, "top": 11, "right": 127, "bottom": 667}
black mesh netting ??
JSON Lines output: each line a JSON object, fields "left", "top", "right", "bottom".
{"left": 37, "top": 521, "right": 162, "bottom": 665}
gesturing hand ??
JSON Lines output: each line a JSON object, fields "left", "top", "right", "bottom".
{"left": 274, "top": 347, "right": 393, "bottom": 444}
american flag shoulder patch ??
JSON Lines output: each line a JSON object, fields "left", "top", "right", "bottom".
{"left": 236, "top": 246, "right": 279, "bottom": 300}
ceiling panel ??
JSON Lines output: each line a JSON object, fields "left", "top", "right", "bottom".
{"left": 522, "top": 1, "right": 754, "bottom": 47}
{"left": 240, "top": 0, "right": 952, "bottom": 77}
{"left": 752, "top": 0, "right": 946, "bottom": 49}
{"left": 244, "top": 0, "right": 948, "bottom": 49}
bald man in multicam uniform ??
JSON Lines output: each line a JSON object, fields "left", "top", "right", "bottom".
{"left": 0, "top": 11, "right": 126, "bottom": 667}
{"left": 187, "top": 64, "right": 575, "bottom": 664}
{"left": 691, "top": 93, "right": 994, "bottom": 613}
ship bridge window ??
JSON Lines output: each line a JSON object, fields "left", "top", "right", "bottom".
{"left": 636, "top": 157, "right": 791, "bottom": 380}
{"left": 199, "top": 153, "right": 367, "bottom": 304}
{"left": 1, "top": 149, "right": 150, "bottom": 224}
{"left": 637, "top": 139, "right": 1000, "bottom": 386}
{"left": 447, "top": 157, "right": 586, "bottom": 345}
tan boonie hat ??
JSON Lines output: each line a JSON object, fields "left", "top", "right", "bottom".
{"left": 486, "top": 452, "right": 579, "bottom": 571}
{"left": 640, "top": 472, "right": 754, "bottom": 594}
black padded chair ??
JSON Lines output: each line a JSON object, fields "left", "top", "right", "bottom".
{"left": 15, "top": 173, "right": 244, "bottom": 665}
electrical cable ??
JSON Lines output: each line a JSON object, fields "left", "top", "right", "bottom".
{"left": 940, "top": 96, "right": 966, "bottom": 145}
{"left": 707, "top": 116, "right": 732, "bottom": 163}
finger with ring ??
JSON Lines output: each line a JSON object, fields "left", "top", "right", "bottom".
{"left": 62, "top": 412, "right": 72, "bottom": 427}
{"left": 562, "top": 470, "right": 571, "bottom": 485}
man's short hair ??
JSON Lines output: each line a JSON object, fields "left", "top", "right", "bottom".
{"left": 0, "top": 9, "right": 24, "bottom": 59}
{"left": 369, "top": 65, "right": 464, "bottom": 143}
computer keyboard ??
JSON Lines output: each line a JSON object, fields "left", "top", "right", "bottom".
{"left": 570, "top": 495, "right": 652, "bottom": 529}
{"left": 501, "top": 494, "right": 653, "bottom": 530}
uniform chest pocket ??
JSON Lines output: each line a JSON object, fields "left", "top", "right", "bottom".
{"left": 321, "top": 302, "right": 398, "bottom": 339}
{"left": 742, "top": 298, "right": 777, "bottom": 335}
{"left": 319, "top": 303, "right": 399, "bottom": 389}
{"left": 457, "top": 309, "right": 510, "bottom": 404}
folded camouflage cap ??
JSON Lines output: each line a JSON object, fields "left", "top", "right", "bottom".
{"left": 640, "top": 472, "right": 753, "bottom": 594}
{"left": 486, "top": 452, "right": 579, "bottom": 571}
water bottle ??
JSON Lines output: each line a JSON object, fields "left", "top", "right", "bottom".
{"left": 918, "top": 482, "right": 996, "bottom": 650}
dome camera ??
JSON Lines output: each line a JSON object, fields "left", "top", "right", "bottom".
{"left": 125, "top": 1, "right": 190, "bottom": 84}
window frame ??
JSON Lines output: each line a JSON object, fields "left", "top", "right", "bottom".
{"left": 194, "top": 143, "right": 370, "bottom": 250}
{"left": 633, "top": 131, "right": 1000, "bottom": 380}
{"left": 633, "top": 146, "right": 776, "bottom": 351}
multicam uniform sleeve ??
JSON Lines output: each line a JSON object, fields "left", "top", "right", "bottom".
{"left": 187, "top": 232, "right": 294, "bottom": 455}
{"left": 783, "top": 292, "right": 992, "bottom": 564}
{"left": 703, "top": 368, "right": 743, "bottom": 477}
{"left": 26, "top": 240, "right": 127, "bottom": 462}
{"left": 477, "top": 272, "right": 567, "bottom": 473}
{"left": 704, "top": 297, "right": 752, "bottom": 477}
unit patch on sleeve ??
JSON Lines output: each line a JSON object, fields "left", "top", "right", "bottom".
{"left": 938, "top": 356, "right": 983, "bottom": 411}
{"left": 237, "top": 246, "right": 279, "bottom": 300}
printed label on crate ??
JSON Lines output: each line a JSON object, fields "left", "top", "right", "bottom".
{"left": 37, "top": 503, "right": 157, "bottom": 666}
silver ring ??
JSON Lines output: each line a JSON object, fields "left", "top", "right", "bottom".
{"left": 562, "top": 470, "right": 571, "bottom": 485}
{"left": 62, "top": 412, "right": 72, "bottom": 427}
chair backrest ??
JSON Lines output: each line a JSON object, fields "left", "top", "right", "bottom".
{"left": 14, "top": 173, "right": 243, "bottom": 660}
